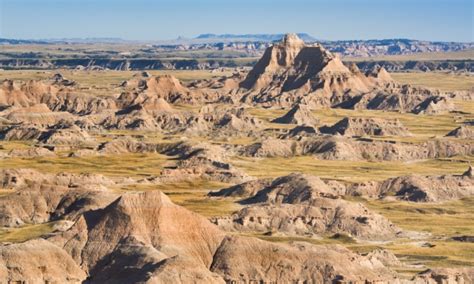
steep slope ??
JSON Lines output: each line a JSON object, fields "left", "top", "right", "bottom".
{"left": 239, "top": 33, "right": 457, "bottom": 114}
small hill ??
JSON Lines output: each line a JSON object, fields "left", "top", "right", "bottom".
{"left": 271, "top": 104, "right": 319, "bottom": 126}
{"left": 446, "top": 125, "right": 474, "bottom": 139}
{"left": 320, "top": 117, "right": 412, "bottom": 137}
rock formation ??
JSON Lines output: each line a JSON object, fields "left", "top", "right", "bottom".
{"left": 446, "top": 125, "right": 474, "bottom": 139}
{"left": 271, "top": 104, "right": 320, "bottom": 126}
{"left": 211, "top": 174, "right": 402, "bottom": 240}
{"left": 0, "top": 185, "right": 401, "bottom": 283}
{"left": 239, "top": 34, "right": 457, "bottom": 114}
{"left": 320, "top": 117, "right": 412, "bottom": 137}
{"left": 348, "top": 167, "right": 474, "bottom": 202}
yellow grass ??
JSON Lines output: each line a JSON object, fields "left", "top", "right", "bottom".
{"left": 0, "top": 153, "right": 172, "bottom": 178}
{"left": 232, "top": 155, "right": 473, "bottom": 183}
{"left": 250, "top": 103, "right": 473, "bottom": 143}
{"left": 391, "top": 72, "right": 474, "bottom": 92}
{"left": 0, "top": 222, "right": 57, "bottom": 243}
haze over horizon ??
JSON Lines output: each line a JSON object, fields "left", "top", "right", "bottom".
{"left": 0, "top": 0, "right": 473, "bottom": 42}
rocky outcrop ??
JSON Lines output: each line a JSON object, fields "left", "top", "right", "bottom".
{"left": 414, "top": 268, "right": 474, "bottom": 284}
{"left": 184, "top": 105, "right": 263, "bottom": 137}
{"left": 446, "top": 125, "right": 474, "bottom": 139}
{"left": 348, "top": 167, "right": 474, "bottom": 202}
{"left": 122, "top": 74, "right": 221, "bottom": 105}
{"left": 0, "top": 239, "right": 86, "bottom": 283}
{"left": 1, "top": 124, "right": 95, "bottom": 146}
{"left": 239, "top": 34, "right": 457, "bottom": 114}
{"left": 30, "top": 190, "right": 398, "bottom": 283}
{"left": 0, "top": 163, "right": 413, "bottom": 284}
{"left": 210, "top": 236, "right": 397, "bottom": 283}
{"left": 49, "top": 191, "right": 226, "bottom": 282}
{"left": 0, "top": 79, "right": 116, "bottom": 115}
{"left": 240, "top": 135, "right": 474, "bottom": 162}
{"left": 2, "top": 103, "right": 74, "bottom": 126}
{"left": 0, "top": 169, "right": 117, "bottom": 226}
{"left": 320, "top": 117, "right": 412, "bottom": 137}
{"left": 280, "top": 124, "right": 319, "bottom": 139}
{"left": 157, "top": 141, "right": 249, "bottom": 183}
{"left": 211, "top": 174, "right": 402, "bottom": 240}
{"left": 271, "top": 104, "right": 319, "bottom": 126}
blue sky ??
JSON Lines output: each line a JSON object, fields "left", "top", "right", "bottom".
{"left": 0, "top": 0, "right": 472, "bottom": 42}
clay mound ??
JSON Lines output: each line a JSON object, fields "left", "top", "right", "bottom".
{"left": 102, "top": 103, "right": 187, "bottom": 131}
{"left": 7, "top": 147, "right": 56, "bottom": 158}
{"left": 1, "top": 124, "right": 44, "bottom": 141}
{"left": 157, "top": 141, "right": 247, "bottom": 183}
{"left": 117, "top": 86, "right": 175, "bottom": 112}
{"left": 209, "top": 178, "right": 273, "bottom": 198}
{"left": 0, "top": 169, "right": 117, "bottom": 226}
{"left": 0, "top": 79, "right": 50, "bottom": 107}
{"left": 50, "top": 73, "right": 76, "bottom": 86}
{"left": 414, "top": 268, "right": 474, "bottom": 283}
{"left": 160, "top": 155, "right": 250, "bottom": 184}
{"left": 239, "top": 173, "right": 344, "bottom": 203}
{"left": 185, "top": 105, "right": 263, "bottom": 136}
{"left": 0, "top": 79, "right": 116, "bottom": 114}
{"left": 365, "top": 65, "right": 393, "bottom": 84}
{"left": 0, "top": 239, "right": 86, "bottom": 283}
{"left": 0, "top": 182, "right": 117, "bottom": 227}
{"left": 213, "top": 198, "right": 401, "bottom": 241}
{"left": 320, "top": 117, "right": 412, "bottom": 137}
{"left": 122, "top": 75, "right": 221, "bottom": 105}
{"left": 348, "top": 83, "right": 456, "bottom": 114}
{"left": 3, "top": 104, "right": 74, "bottom": 126}
{"left": 304, "top": 136, "right": 474, "bottom": 162}
{"left": 245, "top": 135, "right": 473, "bottom": 162}
{"left": 210, "top": 236, "right": 397, "bottom": 283}
{"left": 37, "top": 125, "right": 94, "bottom": 146}
{"left": 159, "top": 140, "right": 231, "bottom": 162}
{"left": 1, "top": 123, "right": 94, "bottom": 146}
{"left": 211, "top": 174, "right": 401, "bottom": 240}
{"left": 348, "top": 167, "right": 474, "bottom": 202}
{"left": 240, "top": 138, "right": 297, "bottom": 157}
{"left": 98, "top": 138, "right": 159, "bottom": 154}
{"left": 280, "top": 124, "right": 319, "bottom": 140}
{"left": 446, "top": 125, "right": 474, "bottom": 139}
{"left": 271, "top": 104, "right": 319, "bottom": 126}
{"left": 47, "top": 92, "right": 117, "bottom": 115}
{"left": 50, "top": 190, "right": 226, "bottom": 280}
{"left": 366, "top": 248, "right": 402, "bottom": 267}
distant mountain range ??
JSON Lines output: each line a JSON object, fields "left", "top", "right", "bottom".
{"left": 1, "top": 34, "right": 473, "bottom": 59}
{"left": 195, "top": 33, "right": 317, "bottom": 42}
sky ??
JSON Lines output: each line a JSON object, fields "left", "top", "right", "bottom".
{"left": 0, "top": 0, "right": 472, "bottom": 42}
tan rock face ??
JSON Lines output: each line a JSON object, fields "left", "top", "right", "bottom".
{"left": 211, "top": 236, "right": 397, "bottom": 283}
{"left": 0, "top": 165, "right": 404, "bottom": 283}
{"left": 348, "top": 167, "right": 474, "bottom": 202}
{"left": 446, "top": 125, "right": 474, "bottom": 139}
{"left": 414, "top": 268, "right": 474, "bottom": 284}
{"left": 271, "top": 104, "right": 320, "bottom": 126}
{"left": 238, "top": 34, "right": 456, "bottom": 114}
{"left": 320, "top": 117, "right": 412, "bottom": 137}
{"left": 0, "top": 239, "right": 86, "bottom": 283}
{"left": 0, "top": 79, "right": 116, "bottom": 114}
{"left": 241, "top": 135, "right": 473, "bottom": 162}
{"left": 211, "top": 174, "right": 402, "bottom": 241}
{"left": 51, "top": 191, "right": 226, "bottom": 276}
{"left": 48, "top": 190, "right": 400, "bottom": 283}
